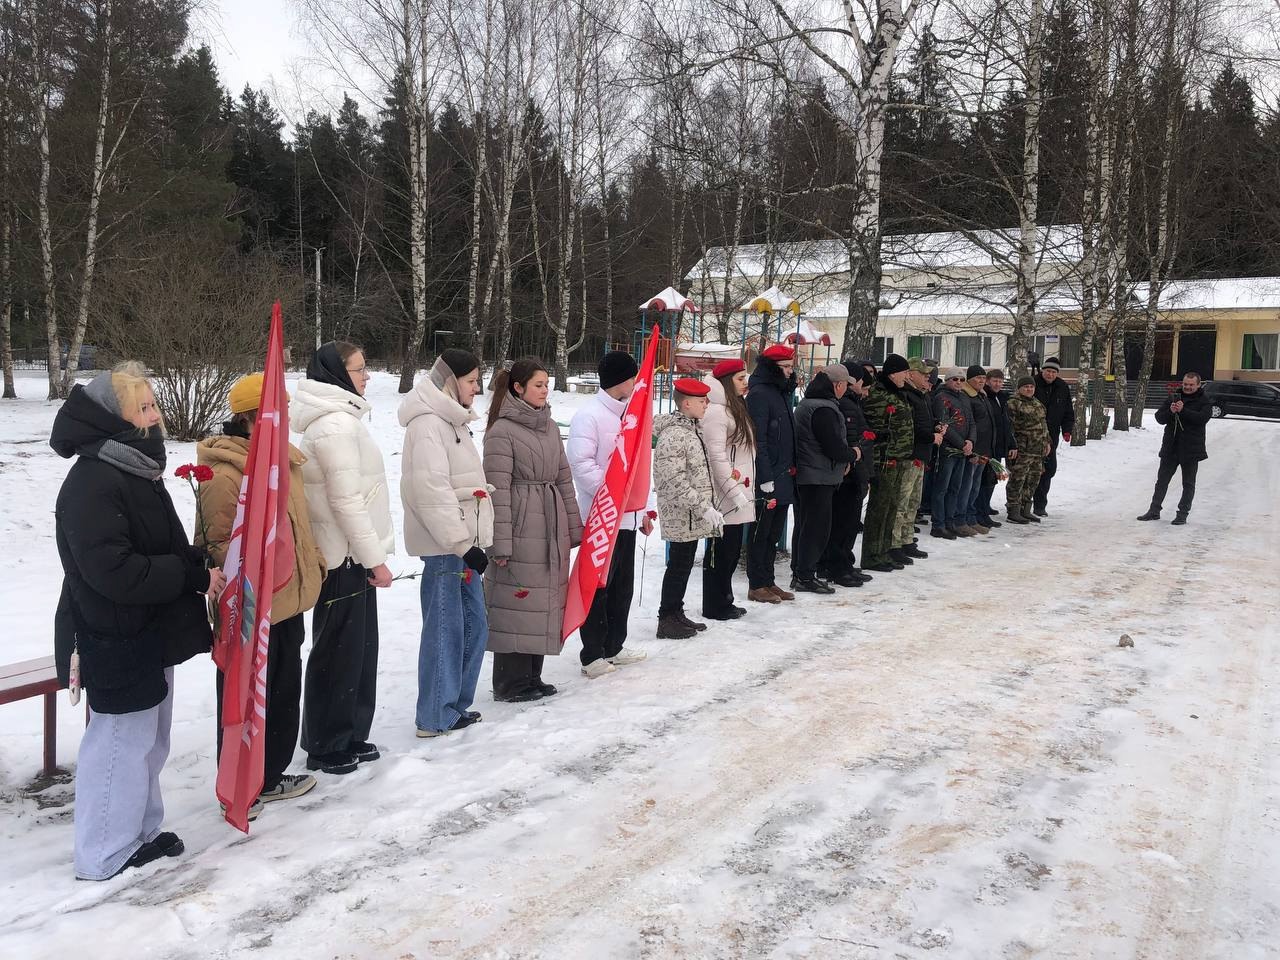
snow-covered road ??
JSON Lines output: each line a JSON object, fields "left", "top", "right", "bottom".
{"left": 1, "top": 373, "right": 1277, "bottom": 959}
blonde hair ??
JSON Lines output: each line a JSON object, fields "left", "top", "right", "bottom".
{"left": 111, "top": 360, "right": 165, "bottom": 434}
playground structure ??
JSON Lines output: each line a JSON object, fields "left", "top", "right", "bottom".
{"left": 634, "top": 285, "right": 836, "bottom": 412}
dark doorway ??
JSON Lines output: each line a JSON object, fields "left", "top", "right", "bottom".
{"left": 1124, "top": 330, "right": 1176, "bottom": 380}
{"left": 1177, "top": 329, "right": 1216, "bottom": 379}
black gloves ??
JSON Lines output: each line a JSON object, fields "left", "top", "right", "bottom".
{"left": 463, "top": 546, "right": 489, "bottom": 575}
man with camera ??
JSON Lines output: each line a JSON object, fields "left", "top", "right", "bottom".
{"left": 1137, "top": 372, "right": 1211, "bottom": 526}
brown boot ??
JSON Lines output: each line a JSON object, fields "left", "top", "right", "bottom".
{"left": 769, "top": 584, "right": 796, "bottom": 601}
{"left": 1006, "top": 503, "right": 1030, "bottom": 524}
{"left": 747, "top": 587, "right": 781, "bottom": 604}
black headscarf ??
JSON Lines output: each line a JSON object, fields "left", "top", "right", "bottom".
{"left": 307, "top": 342, "right": 358, "bottom": 395}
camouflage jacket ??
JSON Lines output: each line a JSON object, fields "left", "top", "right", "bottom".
{"left": 653, "top": 412, "right": 716, "bottom": 543}
{"left": 1007, "top": 394, "right": 1051, "bottom": 453}
{"left": 862, "top": 376, "right": 915, "bottom": 464}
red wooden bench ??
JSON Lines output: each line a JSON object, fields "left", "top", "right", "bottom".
{"left": 0, "top": 656, "right": 67, "bottom": 777}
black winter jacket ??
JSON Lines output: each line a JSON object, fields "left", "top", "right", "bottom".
{"left": 837, "top": 392, "right": 874, "bottom": 484}
{"left": 51, "top": 386, "right": 212, "bottom": 714}
{"left": 1155, "top": 387, "right": 1211, "bottom": 463}
{"left": 932, "top": 386, "right": 976, "bottom": 455}
{"left": 903, "top": 384, "right": 937, "bottom": 462}
{"left": 747, "top": 358, "right": 798, "bottom": 505}
{"left": 794, "top": 374, "right": 852, "bottom": 486}
{"left": 985, "top": 386, "right": 1014, "bottom": 459}
{"left": 1034, "top": 375, "right": 1076, "bottom": 440}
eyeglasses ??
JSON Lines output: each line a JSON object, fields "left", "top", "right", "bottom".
{"left": 347, "top": 365, "right": 368, "bottom": 375}
{"left": 947, "top": 376, "right": 963, "bottom": 382}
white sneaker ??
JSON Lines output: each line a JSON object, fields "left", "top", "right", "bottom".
{"left": 581, "top": 658, "right": 618, "bottom": 679}
{"left": 607, "top": 647, "right": 648, "bottom": 666}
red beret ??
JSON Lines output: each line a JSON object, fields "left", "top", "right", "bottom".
{"left": 712, "top": 358, "right": 746, "bottom": 379}
{"left": 673, "top": 377, "right": 710, "bottom": 397}
{"left": 760, "top": 344, "right": 795, "bottom": 361}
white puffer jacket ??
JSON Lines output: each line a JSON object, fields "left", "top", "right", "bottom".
{"left": 398, "top": 363, "right": 494, "bottom": 557}
{"left": 292, "top": 379, "right": 395, "bottom": 571}
{"left": 565, "top": 389, "right": 656, "bottom": 531}
{"left": 702, "top": 377, "right": 756, "bottom": 526}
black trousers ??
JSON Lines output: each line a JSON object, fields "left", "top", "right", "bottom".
{"left": 822, "top": 478, "right": 866, "bottom": 574}
{"left": 1034, "top": 436, "right": 1060, "bottom": 507}
{"left": 659, "top": 539, "right": 698, "bottom": 617}
{"left": 1151, "top": 457, "right": 1199, "bottom": 515}
{"left": 746, "top": 503, "right": 790, "bottom": 589}
{"left": 492, "top": 652, "right": 545, "bottom": 698}
{"left": 702, "top": 523, "right": 745, "bottom": 616}
{"left": 579, "top": 529, "right": 637, "bottom": 665}
{"left": 302, "top": 561, "right": 378, "bottom": 757}
{"left": 792, "top": 484, "right": 836, "bottom": 580}
{"left": 215, "top": 613, "right": 305, "bottom": 791}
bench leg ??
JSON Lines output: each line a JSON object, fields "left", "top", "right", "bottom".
{"left": 42, "top": 691, "right": 57, "bottom": 778}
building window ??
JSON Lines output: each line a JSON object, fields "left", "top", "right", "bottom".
{"left": 1242, "top": 333, "right": 1279, "bottom": 370}
{"left": 907, "top": 335, "right": 942, "bottom": 362}
{"left": 1032, "top": 335, "right": 1082, "bottom": 369}
{"left": 955, "top": 335, "right": 992, "bottom": 368}
{"left": 872, "top": 337, "right": 895, "bottom": 364}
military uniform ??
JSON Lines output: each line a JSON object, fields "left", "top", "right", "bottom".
{"left": 860, "top": 374, "right": 915, "bottom": 568}
{"left": 1007, "top": 393, "right": 1050, "bottom": 514}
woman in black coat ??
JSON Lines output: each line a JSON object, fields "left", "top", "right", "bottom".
{"left": 1137, "top": 373, "right": 1212, "bottom": 524}
{"left": 52, "top": 363, "right": 224, "bottom": 880}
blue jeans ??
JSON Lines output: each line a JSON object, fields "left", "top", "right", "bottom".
{"left": 75, "top": 668, "right": 173, "bottom": 880}
{"left": 958, "top": 460, "right": 983, "bottom": 526}
{"left": 931, "top": 453, "right": 966, "bottom": 530}
{"left": 416, "top": 555, "right": 488, "bottom": 733}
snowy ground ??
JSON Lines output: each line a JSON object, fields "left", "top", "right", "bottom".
{"left": 1, "top": 370, "right": 1278, "bottom": 960}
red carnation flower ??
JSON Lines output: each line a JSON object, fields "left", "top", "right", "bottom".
{"left": 885, "top": 458, "right": 898, "bottom": 467}
{"left": 787, "top": 466, "right": 797, "bottom": 476}
{"left": 886, "top": 405, "right": 897, "bottom": 414}
{"left": 174, "top": 464, "right": 195, "bottom": 479}
{"left": 730, "top": 468, "right": 741, "bottom": 482}
{"left": 463, "top": 569, "right": 473, "bottom": 584}
{"left": 194, "top": 465, "right": 214, "bottom": 483}
{"left": 646, "top": 510, "right": 658, "bottom": 520}
{"left": 862, "top": 430, "right": 876, "bottom": 441}
{"left": 473, "top": 489, "right": 488, "bottom": 500}
{"left": 766, "top": 497, "right": 778, "bottom": 510}
{"left": 514, "top": 589, "right": 530, "bottom": 600}
{"left": 912, "top": 458, "right": 924, "bottom": 469}
{"left": 742, "top": 476, "right": 750, "bottom": 487}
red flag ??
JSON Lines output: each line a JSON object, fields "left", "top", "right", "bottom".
{"left": 213, "top": 301, "right": 295, "bottom": 832}
{"left": 562, "top": 325, "right": 659, "bottom": 641}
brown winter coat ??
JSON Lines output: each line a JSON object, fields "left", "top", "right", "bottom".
{"left": 196, "top": 435, "right": 326, "bottom": 623}
{"left": 482, "top": 397, "right": 583, "bottom": 655}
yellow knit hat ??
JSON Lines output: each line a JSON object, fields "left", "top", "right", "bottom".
{"left": 228, "top": 373, "right": 265, "bottom": 414}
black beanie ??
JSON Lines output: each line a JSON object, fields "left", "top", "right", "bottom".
{"left": 842, "top": 361, "right": 867, "bottom": 384}
{"left": 598, "top": 350, "right": 639, "bottom": 390}
{"left": 966, "top": 364, "right": 987, "bottom": 380}
{"left": 440, "top": 348, "right": 481, "bottom": 379}
{"left": 881, "top": 354, "right": 909, "bottom": 376}
{"left": 1016, "top": 375, "right": 1036, "bottom": 388}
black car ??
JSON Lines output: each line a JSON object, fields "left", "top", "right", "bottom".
{"left": 1202, "top": 379, "right": 1280, "bottom": 420}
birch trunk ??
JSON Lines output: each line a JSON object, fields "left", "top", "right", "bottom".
{"left": 36, "top": 74, "right": 59, "bottom": 400}
{"left": 1129, "top": 0, "right": 1181, "bottom": 428}
{"left": 400, "top": 0, "right": 430, "bottom": 393}
{"left": 1011, "top": 0, "right": 1045, "bottom": 382}
{"left": 1, "top": 47, "right": 13, "bottom": 399}
{"left": 465, "top": 112, "right": 488, "bottom": 354}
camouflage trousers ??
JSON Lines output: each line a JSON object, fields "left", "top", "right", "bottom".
{"left": 893, "top": 460, "right": 926, "bottom": 548}
{"left": 1006, "top": 454, "right": 1044, "bottom": 508}
{"left": 861, "top": 461, "right": 907, "bottom": 566}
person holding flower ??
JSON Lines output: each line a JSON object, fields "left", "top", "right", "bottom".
{"left": 700, "top": 359, "right": 756, "bottom": 619}
{"left": 196, "top": 373, "right": 327, "bottom": 809}
{"left": 293, "top": 341, "right": 395, "bottom": 775}
{"left": 399, "top": 349, "right": 494, "bottom": 736}
{"left": 51, "top": 362, "right": 224, "bottom": 880}
{"left": 483, "top": 358, "right": 583, "bottom": 702}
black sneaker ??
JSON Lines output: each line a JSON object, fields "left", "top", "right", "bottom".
{"left": 151, "top": 832, "right": 185, "bottom": 857}
{"left": 465, "top": 710, "right": 482, "bottom": 720}
{"left": 887, "top": 548, "right": 914, "bottom": 566}
{"left": 494, "top": 688, "right": 545, "bottom": 703}
{"left": 829, "top": 571, "right": 864, "bottom": 588}
{"left": 118, "top": 841, "right": 165, "bottom": 875}
{"left": 306, "top": 751, "right": 359, "bottom": 775}
{"left": 703, "top": 606, "right": 747, "bottom": 620}
{"left": 1171, "top": 514, "right": 1188, "bottom": 525}
{"left": 902, "top": 544, "right": 929, "bottom": 559}
{"left": 350, "top": 741, "right": 380, "bottom": 763}
{"left": 452, "top": 712, "right": 482, "bottom": 731}
{"left": 1137, "top": 509, "right": 1161, "bottom": 521}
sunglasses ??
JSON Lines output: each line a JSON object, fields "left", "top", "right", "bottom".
{"left": 947, "top": 376, "right": 963, "bottom": 382}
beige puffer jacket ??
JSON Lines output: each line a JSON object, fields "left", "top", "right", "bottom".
{"left": 292, "top": 379, "right": 395, "bottom": 571}
{"left": 399, "top": 360, "right": 494, "bottom": 557}
{"left": 701, "top": 378, "right": 756, "bottom": 527}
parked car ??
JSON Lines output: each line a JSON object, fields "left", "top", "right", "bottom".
{"left": 1202, "top": 379, "right": 1280, "bottom": 420}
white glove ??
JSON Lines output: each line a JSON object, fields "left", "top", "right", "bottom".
{"left": 760, "top": 481, "right": 775, "bottom": 493}
{"left": 702, "top": 506, "right": 724, "bottom": 530}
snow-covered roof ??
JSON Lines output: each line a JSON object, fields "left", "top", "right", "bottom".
{"left": 639, "top": 286, "right": 700, "bottom": 313}
{"left": 738, "top": 285, "right": 803, "bottom": 314}
{"left": 1157, "top": 277, "right": 1280, "bottom": 311}
{"left": 687, "top": 225, "right": 1084, "bottom": 281}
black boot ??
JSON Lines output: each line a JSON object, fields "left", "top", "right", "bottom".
{"left": 790, "top": 576, "right": 835, "bottom": 595}
{"left": 1006, "top": 504, "right": 1030, "bottom": 524}
{"left": 1137, "top": 508, "right": 1161, "bottom": 521}
{"left": 1171, "top": 512, "right": 1188, "bottom": 525}
{"left": 677, "top": 611, "right": 708, "bottom": 632}
{"left": 657, "top": 614, "right": 698, "bottom": 639}
{"left": 887, "top": 547, "right": 914, "bottom": 566}
{"left": 902, "top": 543, "right": 929, "bottom": 559}
{"left": 1032, "top": 501, "right": 1048, "bottom": 517}
{"left": 829, "top": 570, "right": 864, "bottom": 587}
{"left": 1022, "top": 502, "right": 1041, "bottom": 523}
